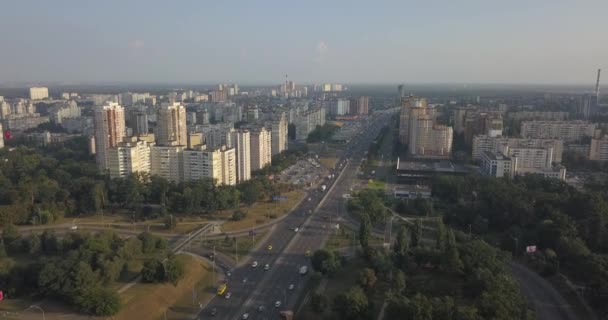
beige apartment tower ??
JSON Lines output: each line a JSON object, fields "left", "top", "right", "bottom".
{"left": 157, "top": 102, "right": 187, "bottom": 146}
{"left": 94, "top": 102, "right": 126, "bottom": 172}
{"left": 250, "top": 127, "right": 272, "bottom": 170}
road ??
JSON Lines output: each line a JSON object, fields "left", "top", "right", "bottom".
{"left": 509, "top": 262, "right": 580, "bottom": 320}
{"left": 199, "top": 111, "right": 395, "bottom": 320}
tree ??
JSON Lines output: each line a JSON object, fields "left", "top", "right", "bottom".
{"left": 359, "top": 212, "right": 371, "bottom": 249}
{"left": 163, "top": 214, "right": 177, "bottom": 230}
{"left": 2, "top": 224, "right": 19, "bottom": 246}
{"left": 407, "top": 293, "right": 433, "bottom": 320}
{"left": 394, "top": 224, "right": 409, "bottom": 256}
{"left": 76, "top": 286, "right": 121, "bottom": 316}
{"left": 442, "top": 229, "right": 463, "bottom": 275}
{"left": 311, "top": 249, "right": 340, "bottom": 275}
{"left": 436, "top": 219, "right": 447, "bottom": 252}
{"left": 395, "top": 270, "right": 406, "bottom": 294}
{"left": 310, "top": 293, "right": 329, "bottom": 313}
{"left": 431, "top": 296, "right": 456, "bottom": 320}
{"left": 165, "top": 254, "right": 185, "bottom": 286}
{"left": 358, "top": 268, "right": 377, "bottom": 292}
{"left": 410, "top": 220, "right": 422, "bottom": 248}
{"left": 333, "top": 286, "right": 369, "bottom": 320}
{"left": 141, "top": 259, "right": 165, "bottom": 283}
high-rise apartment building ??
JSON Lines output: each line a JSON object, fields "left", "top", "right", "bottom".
{"left": 0, "top": 101, "right": 11, "bottom": 120}
{"left": 94, "top": 102, "right": 126, "bottom": 172}
{"left": 230, "top": 130, "right": 251, "bottom": 183}
{"left": 220, "top": 146, "right": 237, "bottom": 186}
{"left": 29, "top": 87, "right": 49, "bottom": 100}
{"left": 156, "top": 102, "right": 187, "bottom": 146}
{"left": 590, "top": 134, "right": 608, "bottom": 161}
{"left": 128, "top": 107, "right": 149, "bottom": 136}
{"left": 49, "top": 101, "right": 81, "bottom": 124}
{"left": 405, "top": 97, "right": 453, "bottom": 159}
{"left": 271, "top": 112, "right": 288, "bottom": 156}
{"left": 294, "top": 108, "right": 326, "bottom": 141}
{"left": 107, "top": 138, "right": 151, "bottom": 178}
{"left": 150, "top": 145, "right": 184, "bottom": 182}
{"left": 182, "top": 145, "right": 236, "bottom": 185}
{"left": 520, "top": 120, "right": 596, "bottom": 141}
{"left": 349, "top": 96, "right": 369, "bottom": 115}
{"left": 250, "top": 127, "right": 272, "bottom": 171}
{"left": 330, "top": 99, "right": 350, "bottom": 116}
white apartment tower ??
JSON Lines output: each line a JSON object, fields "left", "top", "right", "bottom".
{"left": 94, "top": 102, "right": 126, "bottom": 172}
{"left": 271, "top": 112, "right": 288, "bottom": 156}
{"left": 29, "top": 87, "right": 49, "bottom": 100}
{"left": 150, "top": 145, "right": 184, "bottom": 183}
{"left": 230, "top": 130, "right": 251, "bottom": 182}
{"left": 0, "top": 123, "right": 4, "bottom": 149}
{"left": 107, "top": 138, "right": 151, "bottom": 178}
{"left": 250, "top": 127, "right": 272, "bottom": 171}
{"left": 157, "top": 102, "right": 187, "bottom": 146}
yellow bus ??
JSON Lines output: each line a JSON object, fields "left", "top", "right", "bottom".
{"left": 217, "top": 283, "right": 227, "bottom": 295}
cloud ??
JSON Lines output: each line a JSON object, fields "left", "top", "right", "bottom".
{"left": 315, "top": 41, "right": 329, "bottom": 63}
{"left": 129, "top": 39, "right": 145, "bottom": 50}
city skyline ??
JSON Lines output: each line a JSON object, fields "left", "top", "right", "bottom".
{"left": 1, "top": 1, "right": 607, "bottom": 85}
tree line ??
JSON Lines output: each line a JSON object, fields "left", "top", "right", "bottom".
{"left": 0, "top": 137, "right": 306, "bottom": 226}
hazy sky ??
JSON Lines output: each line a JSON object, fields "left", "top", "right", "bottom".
{"left": 1, "top": 0, "right": 607, "bottom": 85}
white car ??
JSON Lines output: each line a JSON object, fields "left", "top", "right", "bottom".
{"left": 274, "top": 301, "right": 281, "bottom": 308}
{"left": 70, "top": 225, "right": 78, "bottom": 230}
{"left": 251, "top": 261, "right": 258, "bottom": 268}
{"left": 264, "top": 264, "right": 270, "bottom": 271}
{"left": 294, "top": 227, "right": 299, "bottom": 232}
{"left": 242, "top": 313, "right": 249, "bottom": 319}
{"left": 225, "top": 292, "right": 232, "bottom": 299}
{"left": 288, "top": 284, "right": 295, "bottom": 290}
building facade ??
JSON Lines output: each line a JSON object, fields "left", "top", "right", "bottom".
{"left": 156, "top": 102, "right": 187, "bottom": 146}
{"left": 94, "top": 102, "right": 126, "bottom": 172}
{"left": 107, "top": 139, "right": 151, "bottom": 178}
{"left": 230, "top": 130, "right": 251, "bottom": 183}
{"left": 150, "top": 145, "right": 184, "bottom": 183}
{"left": 29, "top": 87, "right": 49, "bottom": 100}
{"left": 49, "top": 101, "right": 81, "bottom": 124}
{"left": 271, "top": 112, "right": 288, "bottom": 156}
{"left": 250, "top": 127, "right": 272, "bottom": 171}
{"left": 480, "top": 151, "right": 513, "bottom": 178}
{"left": 472, "top": 135, "right": 564, "bottom": 164}
{"left": 520, "top": 120, "right": 596, "bottom": 141}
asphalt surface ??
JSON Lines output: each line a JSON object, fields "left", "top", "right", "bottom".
{"left": 509, "top": 262, "right": 580, "bottom": 320}
{"left": 198, "top": 111, "right": 395, "bottom": 320}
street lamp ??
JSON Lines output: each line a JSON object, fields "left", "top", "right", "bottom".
{"left": 28, "top": 305, "right": 45, "bottom": 320}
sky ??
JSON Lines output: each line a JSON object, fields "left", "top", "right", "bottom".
{"left": 1, "top": 0, "right": 607, "bottom": 85}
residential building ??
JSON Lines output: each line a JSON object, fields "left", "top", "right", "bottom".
{"left": 199, "top": 123, "right": 234, "bottom": 148}
{"left": 2, "top": 113, "right": 49, "bottom": 132}
{"left": 196, "top": 110, "right": 210, "bottom": 125}
{"left": 156, "top": 102, "right": 187, "bottom": 146}
{"left": 294, "top": 107, "right": 326, "bottom": 141}
{"left": 49, "top": 101, "right": 81, "bottom": 124}
{"left": 63, "top": 117, "right": 93, "bottom": 134}
{"left": 230, "top": 130, "right": 251, "bottom": 182}
{"left": 349, "top": 96, "right": 369, "bottom": 115}
{"left": 94, "top": 102, "right": 126, "bottom": 172}
{"left": 220, "top": 146, "right": 237, "bottom": 186}
{"left": 480, "top": 151, "right": 514, "bottom": 178}
{"left": 250, "top": 127, "right": 272, "bottom": 171}
{"left": 0, "top": 101, "right": 10, "bottom": 120}
{"left": 330, "top": 99, "right": 350, "bottom": 116}
{"left": 271, "top": 112, "right": 288, "bottom": 156}
{"left": 107, "top": 138, "right": 151, "bottom": 178}
{"left": 182, "top": 145, "right": 222, "bottom": 183}
{"left": 590, "top": 135, "right": 608, "bottom": 161}
{"left": 407, "top": 98, "right": 453, "bottom": 159}
{"left": 507, "top": 111, "right": 568, "bottom": 121}
{"left": 209, "top": 90, "right": 227, "bottom": 102}
{"left": 472, "top": 135, "right": 564, "bottom": 164}
{"left": 187, "top": 132, "right": 204, "bottom": 149}
{"left": 0, "top": 123, "right": 3, "bottom": 149}
{"left": 463, "top": 111, "right": 503, "bottom": 145}
{"left": 520, "top": 120, "right": 596, "bottom": 141}
{"left": 29, "top": 87, "right": 49, "bottom": 100}
{"left": 150, "top": 145, "right": 184, "bottom": 182}
{"left": 128, "top": 107, "right": 149, "bottom": 136}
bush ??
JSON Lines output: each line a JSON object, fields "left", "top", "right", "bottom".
{"left": 231, "top": 210, "right": 247, "bottom": 221}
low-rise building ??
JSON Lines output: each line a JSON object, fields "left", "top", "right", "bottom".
{"left": 480, "top": 151, "right": 514, "bottom": 178}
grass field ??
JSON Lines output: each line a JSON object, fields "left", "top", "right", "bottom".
{"left": 367, "top": 179, "right": 386, "bottom": 190}
{"left": 115, "top": 254, "right": 219, "bottom": 320}
{"left": 198, "top": 231, "right": 268, "bottom": 262}
{"left": 220, "top": 190, "right": 305, "bottom": 232}
{"left": 325, "top": 225, "right": 384, "bottom": 252}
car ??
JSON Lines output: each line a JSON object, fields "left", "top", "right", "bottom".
{"left": 242, "top": 277, "right": 248, "bottom": 283}
{"left": 209, "top": 307, "right": 217, "bottom": 316}
{"left": 308, "top": 197, "right": 311, "bottom": 201}
{"left": 305, "top": 250, "right": 311, "bottom": 257}
{"left": 267, "top": 245, "right": 273, "bottom": 251}
{"left": 226, "top": 271, "right": 232, "bottom": 277}
{"left": 258, "top": 305, "right": 265, "bottom": 312}
{"left": 264, "top": 263, "right": 270, "bottom": 271}
{"left": 288, "top": 284, "right": 295, "bottom": 290}
{"left": 242, "top": 313, "right": 249, "bottom": 319}
{"left": 225, "top": 292, "right": 232, "bottom": 299}
{"left": 251, "top": 261, "right": 258, "bottom": 268}
{"left": 70, "top": 225, "right": 78, "bottom": 230}
{"left": 275, "top": 301, "right": 281, "bottom": 308}
{"left": 294, "top": 227, "right": 299, "bottom": 232}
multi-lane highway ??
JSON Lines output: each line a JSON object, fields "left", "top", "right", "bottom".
{"left": 199, "top": 110, "right": 396, "bottom": 320}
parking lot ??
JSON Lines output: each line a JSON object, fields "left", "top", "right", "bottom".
{"left": 276, "top": 156, "right": 329, "bottom": 189}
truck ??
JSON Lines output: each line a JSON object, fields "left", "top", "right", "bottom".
{"left": 299, "top": 266, "right": 308, "bottom": 275}
{"left": 321, "top": 185, "right": 327, "bottom": 192}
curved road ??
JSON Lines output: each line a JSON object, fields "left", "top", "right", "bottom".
{"left": 509, "top": 262, "right": 580, "bottom": 320}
